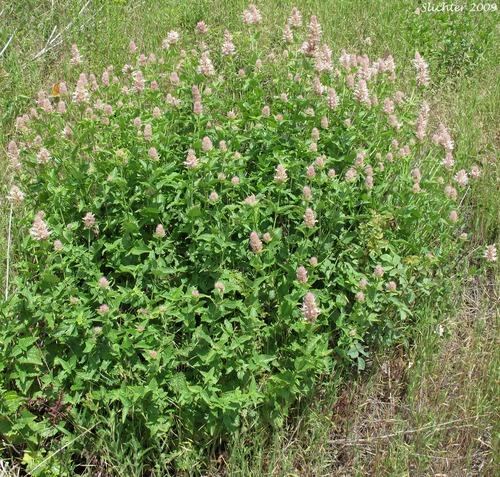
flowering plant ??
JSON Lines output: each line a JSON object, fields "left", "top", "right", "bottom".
{"left": 1, "top": 4, "right": 486, "bottom": 471}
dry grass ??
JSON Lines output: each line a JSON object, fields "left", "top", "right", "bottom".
{"left": 0, "top": 459, "right": 20, "bottom": 477}
{"left": 329, "top": 280, "right": 497, "bottom": 476}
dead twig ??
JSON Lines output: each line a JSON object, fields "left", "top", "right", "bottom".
{"left": 0, "top": 33, "right": 15, "bottom": 58}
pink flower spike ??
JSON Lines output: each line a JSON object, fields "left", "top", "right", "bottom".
{"left": 98, "top": 277, "right": 110, "bottom": 289}
{"left": 304, "top": 208, "right": 316, "bottom": 228}
{"left": 197, "top": 51, "right": 215, "bottom": 77}
{"left": 274, "top": 164, "right": 288, "bottom": 183}
{"left": 327, "top": 88, "right": 339, "bottom": 109}
{"left": 345, "top": 167, "right": 357, "bottom": 183}
{"left": 470, "top": 165, "right": 481, "bottom": 178}
{"left": 202, "top": 136, "right": 213, "bottom": 152}
{"left": 219, "top": 140, "right": 228, "bottom": 152}
{"left": 484, "top": 244, "right": 497, "bottom": 262}
{"left": 144, "top": 124, "right": 153, "bottom": 141}
{"left": 449, "top": 210, "right": 458, "bottom": 223}
{"left": 296, "top": 265, "right": 308, "bottom": 283}
{"left": 148, "top": 147, "right": 159, "bottom": 160}
{"left": 283, "top": 23, "right": 293, "bottom": 43}
{"left": 454, "top": 169, "right": 468, "bottom": 187}
{"left": 184, "top": 149, "right": 199, "bottom": 169}
{"left": 152, "top": 106, "right": 162, "bottom": 118}
{"left": 354, "top": 79, "right": 370, "bottom": 106}
{"left": 97, "top": 304, "right": 109, "bottom": 315}
{"left": 413, "top": 51, "right": 430, "bottom": 86}
{"left": 244, "top": 194, "right": 258, "bottom": 206}
{"left": 30, "top": 211, "right": 51, "bottom": 241}
{"left": 70, "top": 44, "right": 82, "bottom": 65}
{"left": 37, "top": 147, "right": 51, "bottom": 165}
{"left": 250, "top": 231, "right": 263, "bottom": 253}
{"left": 314, "top": 44, "right": 333, "bottom": 72}
{"left": 7, "top": 185, "right": 25, "bottom": 205}
{"left": 154, "top": 224, "right": 166, "bottom": 238}
{"left": 214, "top": 281, "right": 225, "bottom": 294}
{"left": 386, "top": 281, "right": 397, "bottom": 292}
{"left": 162, "top": 31, "right": 181, "bottom": 49}
{"left": 302, "top": 292, "right": 320, "bottom": 322}
{"left": 288, "top": 7, "right": 302, "bottom": 27}
{"left": 196, "top": 21, "right": 208, "bottom": 34}
{"left": 242, "top": 4, "right": 262, "bottom": 25}
{"left": 373, "top": 264, "right": 384, "bottom": 278}
{"left": 83, "top": 212, "right": 96, "bottom": 229}
{"left": 315, "top": 155, "right": 326, "bottom": 168}
{"left": 303, "top": 186, "right": 312, "bottom": 201}
{"left": 221, "top": 30, "right": 236, "bottom": 56}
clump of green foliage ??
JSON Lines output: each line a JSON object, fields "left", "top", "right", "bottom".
{"left": 0, "top": 6, "right": 472, "bottom": 474}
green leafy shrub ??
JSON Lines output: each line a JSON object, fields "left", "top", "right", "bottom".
{"left": 1, "top": 5, "right": 477, "bottom": 473}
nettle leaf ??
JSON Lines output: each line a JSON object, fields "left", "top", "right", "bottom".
{"left": 12, "top": 337, "right": 38, "bottom": 356}
{"left": 187, "top": 205, "right": 203, "bottom": 218}
{"left": 1, "top": 391, "right": 25, "bottom": 414}
{"left": 122, "top": 216, "right": 140, "bottom": 233}
{"left": 54, "top": 356, "right": 77, "bottom": 377}
{"left": 128, "top": 244, "right": 151, "bottom": 256}
{"left": 19, "top": 348, "right": 43, "bottom": 366}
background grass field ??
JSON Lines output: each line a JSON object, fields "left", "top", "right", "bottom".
{"left": 1, "top": 0, "right": 498, "bottom": 475}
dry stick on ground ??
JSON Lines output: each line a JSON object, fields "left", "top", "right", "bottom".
{"left": 45, "top": 25, "right": 58, "bottom": 50}
{"left": 328, "top": 414, "right": 491, "bottom": 446}
{"left": 0, "top": 33, "right": 15, "bottom": 58}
